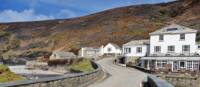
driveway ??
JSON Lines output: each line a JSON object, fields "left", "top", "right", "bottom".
{"left": 88, "top": 58, "right": 147, "bottom": 87}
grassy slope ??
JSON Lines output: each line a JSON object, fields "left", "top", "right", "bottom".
{"left": 0, "top": 0, "right": 199, "bottom": 59}
{"left": 0, "top": 64, "right": 24, "bottom": 83}
{"left": 70, "top": 58, "right": 94, "bottom": 73}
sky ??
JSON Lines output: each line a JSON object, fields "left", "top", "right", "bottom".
{"left": 0, "top": 0, "right": 175, "bottom": 23}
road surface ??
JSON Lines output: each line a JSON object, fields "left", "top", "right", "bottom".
{"left": 88, "top": 58, "right": 147, "bottom": 87}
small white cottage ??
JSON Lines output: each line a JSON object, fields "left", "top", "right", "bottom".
{"left": 78, "top": 47, "right": 101, "bottom": 58}
{"left": 102, "top": 43, "right": 122, "bottom": 56}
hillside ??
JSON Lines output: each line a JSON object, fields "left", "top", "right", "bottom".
{"left": 0, "top": 0, "right": 199, "bottom": 59}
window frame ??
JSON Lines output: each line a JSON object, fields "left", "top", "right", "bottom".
{"left": 168, "top": 45, "right": 175, "bottom": 52}
{"left": 159, "top": 35, "right": 164, "bottom": 41}
{"left": 187, "top": 61, "right": 193, "bottom": 70}
{"left": 136, "top": 47, "right": 142, "bottom": 53}
{"left": 107, "top": 48, "right": 112, "bottom": 52}
{"left": 197, "top": 45, "right": 200, "bottom": 49}
{"left": 154, "top": 46, "right": 161, "bottom": 53}
{"left": 157, "top": 60, "right": 167, "bottom": 68}
{"left": 182, "top": 45, "right": 190, "bottom": 52}
{"left": 124, "top": 48, "right": 131, "bottom": 54}
{"left": 180, "top": 34, "right": 185, "bottom": 40}
{"left": 179, "top": 61, "right": 186, "bottom": 68}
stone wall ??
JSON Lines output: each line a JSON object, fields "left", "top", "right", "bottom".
{"left": 163, "top": 76, "right": 200, "bottom": 87}
{"left": 145, "top": 75, "right": 174, "bottom": 87}
{"left": 0, "top": 62, "right": 104, "bottom": 87}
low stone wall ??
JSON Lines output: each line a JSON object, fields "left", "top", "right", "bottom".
{"left": 127, "top": 65, "right": 153, "bottom": 73}
{"left": 162, "top": 75, "right": 199, "bottom": 87}
{"left": 0, "top": 62, "right": 104, "bottom": 87}
{"left": 145, "top": 75, "right": 174, "bottom": 87}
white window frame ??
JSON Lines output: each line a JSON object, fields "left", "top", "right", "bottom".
{"left": 182, "top": 45, "right": 190, "bottom": 52}
{"left": 107, "top": 48, "right": 112, "bottom": 52}
{"left": 154, "top": 46, "right": 161, "bottom": 53}
{"left": 193, "top": 61, "right": 199, "bottom": 70}
{"left": 157, "top": 60, "right": 167, "bottom": 68}
{"left": 136, "top": 47, "right": 142, "bottom": 53}
{"left": 180, "top": 34, "right": 185, "bottom": 40}
{"left": 168, "top": 45, "right": 175, "bottom": 52}
{"left": 187, "top": 61, "right": 193, "bottom": 70}
{"left": 179, "top": 61, "right": 186, "bottom": 68}
{"left": 124, "top": 48, "right": 131, "bottom": 54}
{"left": 159, "top": 35, "right": 164, "bottom": 41}
{"left": 197, "top": 45, "right": 200, "bottom": 49}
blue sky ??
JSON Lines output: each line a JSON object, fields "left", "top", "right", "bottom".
{"left": 0, "top": 0, "right": 174, "bottom": 23}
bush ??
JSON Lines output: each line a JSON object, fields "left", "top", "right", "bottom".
{"left": 0, "top": 64, "right": 9, "bottom": 73}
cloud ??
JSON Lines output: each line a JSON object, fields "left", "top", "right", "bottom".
{"left": 56, "top": 9, "right": 77, "bottom": 19}
{"left": 0, "top": 9, "right": 54, "bottom": 23}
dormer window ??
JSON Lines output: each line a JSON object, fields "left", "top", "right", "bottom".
{"left": 159, "top": 35, "right": 163, "bottom": 41}
{"left": 166, "top": 28, "right": 178, "bottom": 31}
{"left": 180, "top": 34, "right": 185, "bottom": 40}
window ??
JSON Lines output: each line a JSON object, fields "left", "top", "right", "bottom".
{"left": 182, "top": 45, "right": 190, "bottom": 52}
{"left": 136, "top": 47, "right": 142, "bottom": 53}
{"left": 187, "top": 61, "right": 192, "bottom": 70}
{"left": 157, "top": 60, "right": 167, "bottom": 68}
{"left": 180, "top": 34, "right": 185, "bottom": 40}
{"left": 154, "top": 46, "right": 161, "bottom": 53}
{"left": 198, "top": 45, "right": 200, "bottom": 49}
{"left": 159, "top": 35, "right": 164, "bottom": 41}
{"left": 193, "top": 61, "right": 199, "bottom": 70}
{"left": 168, "top": 45, "right": 175, "bottom": 52}
{"left": 107, "top": 48, "right": 112, "bottom": 52}
{"left": 124, "top": 48, "right": 131, "bottom": 54}
{"left": 166, "top": 28, "right": 178, "bottom": 31}
{"left": 180, "top": 61, "right": 185, "bottom": 68}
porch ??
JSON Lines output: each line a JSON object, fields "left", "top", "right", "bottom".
{"left": 140, "top": 56, "right": 200, "bottom": 72}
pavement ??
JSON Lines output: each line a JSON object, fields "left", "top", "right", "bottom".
{"left": 88, "top": 58, "right": 147, "bottom": 87}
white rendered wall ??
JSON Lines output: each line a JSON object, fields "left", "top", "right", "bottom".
{"left": 103, "top": 43, "right": 121, "bottom": 54}
{"left": 150, "top": 33, "right": 196, "bottom": 54}
{"left": 123, "top": 45, "right": 148, "bottom": 57}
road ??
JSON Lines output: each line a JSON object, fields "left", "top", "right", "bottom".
{"left": 88, "top": 58, "right": 147, "bottom": 87}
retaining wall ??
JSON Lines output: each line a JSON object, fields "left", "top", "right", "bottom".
{"left": 163, "top": 76, "right": 199, "bottom": 87}
{"left": 145, "top": 75, "right": 174, "bottom": 87}
{"left": 0, "top": 62, "right": 104, "bottom": 87}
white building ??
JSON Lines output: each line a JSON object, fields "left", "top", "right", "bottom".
{"left": 78, "top": 47, "right": 102, "bottom": 58}
{"left": 149, "top": 24, "right": 197, "bottom": 55}
{"left": 123, "top": 40, "right": 149, "bottom": 57}
{"left": 122, "top": 40, "right": 149, "bottom": 64}
{"left": 123, "top": 24, "right": 200, "bottom": 72}
{"left": 102, "top": 43, "right": 122, "bottom": 56}
{"left": 78, "top": 43, "right": 122, "bottom": 58}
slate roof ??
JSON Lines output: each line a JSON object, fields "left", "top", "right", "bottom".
{"left": 149, "top": 24, "right": 197, "bottom": 35}
{"left": 123, "top": 40, "right": 149, "bottom": 46}
{"left": 52, "top": 51, "right": 76, "bottom": 59}
{"left": 82, "top": 47, "right": 100, "bottom": 51}
{"left": 109, "top": 43, "right": 121, "bottom": 49}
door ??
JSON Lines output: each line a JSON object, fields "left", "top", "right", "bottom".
{"left": 173, "top": 61, "right": 178, "bottom": 72}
